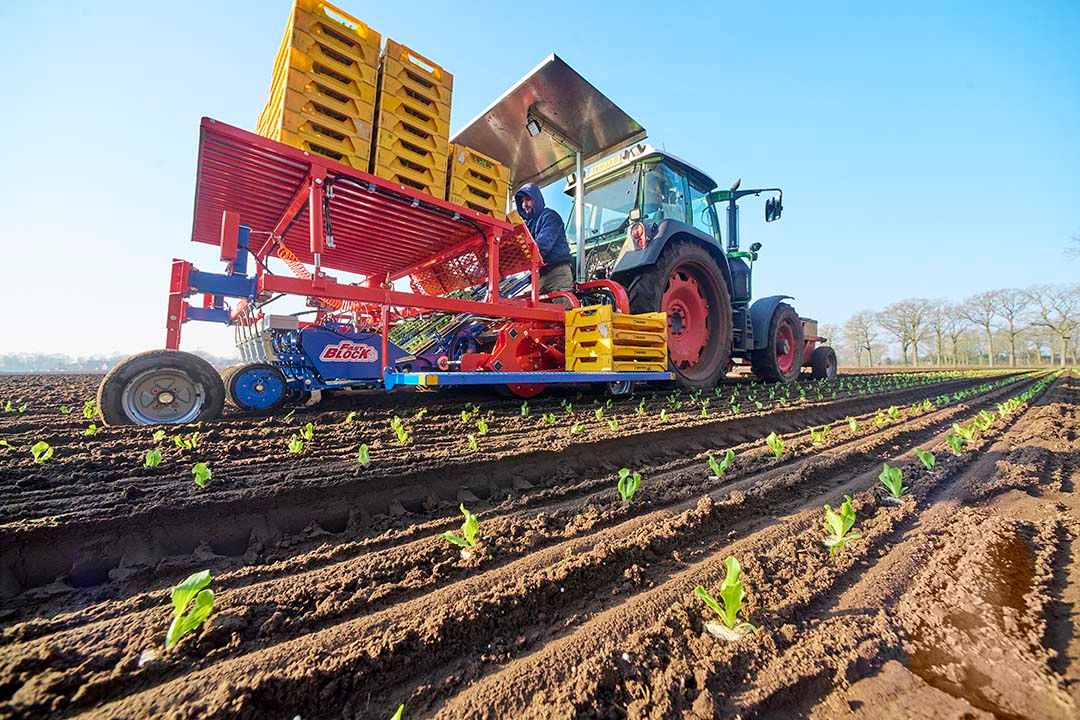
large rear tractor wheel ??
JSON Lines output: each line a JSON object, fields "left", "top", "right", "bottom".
{"left": 98, "top": 350, "right": 225, "bottom": 426}
{"left": 751, "top": 303, "right": 804, "bottom": 383}
{"left": 225, "top": 362, "right": 289, "bottom": 414}
{"left": 809, "top": 345, "right": 838, "bottom": 380}
{"left": 629, "top": 240, "right": 732, "bottom": 390}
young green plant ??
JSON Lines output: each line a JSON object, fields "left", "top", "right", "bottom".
{"left": 441, "top": 504, "right": 480, "bottom": 550}
{"left": 617, "top": 468, "right": 641, "bottom": 502}
{"left": 164, "top": 570, "right": 214, "bottom": 649}
{"left": 30, "top": 441, "right": 53, "bottom": 464}
{"left": 823, "top": 495, "right": 862, "bottom": 554}
{"left": 913, "top": 447, "right": 936, "bottom": 470}
{"left": 144, "top": 448, "right": 163, "bottom": 469}
{"left": 695, "top": 556, "right": 755, "bottom": 638}
{"left": 357, "top": 443, "right": 371, "bottom": 466}
{"left": 765, "top": 431, "right": 784, "bottom": 459}
{"left": 192, "top": 462, "right": 212, "bottom": 488}
{"left": 707, "top": 449, "right": 735, "bottom": 479}
{"left": 879, "top": 462, "right": 907, "bottom": 499}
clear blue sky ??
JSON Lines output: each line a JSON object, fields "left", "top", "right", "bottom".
{"left": 2, "top": 1, "right": 1077, "bottom": 356}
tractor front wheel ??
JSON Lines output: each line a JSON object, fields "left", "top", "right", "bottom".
{"left": 629, "top": 240, "right": 732, "bottom": 390}
{"left": 751, "top": 303, "right": 805, "bottom": 383}
{"left": 98, "top": 350, "right": 225, "bottom": 425}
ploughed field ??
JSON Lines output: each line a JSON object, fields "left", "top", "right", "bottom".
{"left": 1, "top": 369, "right": 1078, "bottom": 719}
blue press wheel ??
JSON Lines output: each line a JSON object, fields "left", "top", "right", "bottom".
{"left": 225, "top": 363, "right": 288, "bottom": 414}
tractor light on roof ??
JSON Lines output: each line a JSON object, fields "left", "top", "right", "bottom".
{"left": 525, "top": 117, "right": 542, "bottom": 138}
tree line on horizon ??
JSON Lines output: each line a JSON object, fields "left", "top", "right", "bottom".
{"left": 825, "top": 283, "right": 1080, "bottom": 368}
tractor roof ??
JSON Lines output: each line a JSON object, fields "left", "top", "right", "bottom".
{"left": 565, "top": 144, "right": 718, "bottom": 194}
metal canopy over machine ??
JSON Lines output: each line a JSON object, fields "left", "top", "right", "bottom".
{"left": 452, "top": 55, "right": 646, "bottom": 279}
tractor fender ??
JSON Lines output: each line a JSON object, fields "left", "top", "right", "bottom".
{"left": 611, "top": 221, "right": 732, "bottom": 298}
{"left": 749, "top": 295, "right": 794, "bottom": 350}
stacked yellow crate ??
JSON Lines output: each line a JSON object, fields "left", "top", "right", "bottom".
{"left": 446, "top": 144, "right": 510, "bottom": 219}
{"left": 371, "top": 39, "right": 453, "bottom": 196}
{"left": 565, "top": 306, "right": 669, "bottom": 372}
{"left": 257, "top": 0, "right": 380, "bottom": 169}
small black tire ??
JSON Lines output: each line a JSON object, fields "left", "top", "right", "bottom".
{"left": 224, "top": 363, "right": 289, "bottom": 414}
{"left": 809, "top": 346, "right": 838, "bottom": 380}
{"left": 750, "top": 303, "right": 805, "bottom": 383}
{"left": 97, "top": 350, "right": 225, "bottom": 426}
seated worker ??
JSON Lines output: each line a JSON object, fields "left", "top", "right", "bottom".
{"left": 515, "top": 183, "right": 573, "bottom": 296}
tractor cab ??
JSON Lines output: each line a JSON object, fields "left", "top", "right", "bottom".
{"left": 563, "top": 145, "right": 722, "bottom": 279}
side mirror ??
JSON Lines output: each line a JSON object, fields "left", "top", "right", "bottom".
{"left": 750, "top": 242, "right": 762, "bottom": 253}
{"left": 765, "top": 196, "right": 783, "bottom": 222}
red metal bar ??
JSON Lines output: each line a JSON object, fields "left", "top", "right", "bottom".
{"left": 271, "top": 174, "right": 316, "bottom": 239}
{"left": 259, "top": 274, "right": 564, "bottom": 323}
{"left": 576, "top": 279, "right": 631, "bottom": 313}
{"left": 309, "top": 174, "right": 326, "bottom": 257}
{"left": 220, "top": 210, "right": 239, "bottom": 263}
{"left": 487, "top": 233, "right": 500, "bottom": 302}
{"left": 166, "top": 259, "right": 193, "bottom": 350}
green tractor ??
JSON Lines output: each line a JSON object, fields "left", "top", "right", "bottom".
{"left": 566, "top": 144, "right": 836, "bottom": 389}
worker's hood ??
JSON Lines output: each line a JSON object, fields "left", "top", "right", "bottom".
{"left": 514, "top": 183, "right": 545, "bottom": 221}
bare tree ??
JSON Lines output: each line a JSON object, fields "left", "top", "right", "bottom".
{"left": 925, "top": 300, "right": 950, "bottom": 365}
{"left": 843, "top": 311, "right": 878, "bottom": 367}
{"left": 878, "top": 299, "right": 932, "bottom": 367}
{"left": 1026, "top": 284, "right": 1080, "bottom": 367}
{"left": 992, "top": 289, "right": 1029, "bottom": 367}
{"left": 942, "top": 305, "right": 968, "bottom": 365}
{"left": 959, "top": 291, "right": 999, "bottom": 367}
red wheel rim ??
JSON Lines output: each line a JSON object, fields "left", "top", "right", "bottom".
{"left": 507, "top": 382, "right": 544, "bottom": 398}
{"left": 662, "top": 270, "right": 710, "bottom": 369}
{"left": 775, "top": 321, "right": 797, "bottom": 374}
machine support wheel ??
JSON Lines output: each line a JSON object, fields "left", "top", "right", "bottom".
{"left": 628, "top": 239, "right": 732, "bottom": 390}
{"left": 809, "top": 345, "right": 838, "bottom": 380}
{"left": 225, "top": 363, "right": 289, "bottom": 414}
{"left": 97, "top": 350, "right": 225, "bottom": 426}
{"left": 750, "top": 303, "right": 805, "bottom": 383}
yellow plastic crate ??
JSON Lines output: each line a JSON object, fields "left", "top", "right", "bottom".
{"left": 567, "top": 356, "right": 669, "bottom": 373}
{"left": 567, "top": 325, "right": 666, "bottom": 346}
{"left": 567, "top": 341, "right": 667, "bottom": 362}
{"left": 291, "top": 0, "right": 381, "bottom": 65}
{"left": 379, "top": 74, "right": 451, "bottom": 122}
{"left": 376, "top": 93, "right": 451, "bottom": 143}
{"left": 372, "top": 155, "right": 447, "bottom": 195}
{"left": 446, "top": 143, "right": 509, "bottom": 218}
{"left": 268, "top": 45, "right": 377, "bottom": 108}
{"left": 380, "top": 39, "right": 453, "bottom": 109}
{"left": 259, "top": 86, "right": 375, "bottom": 142}
{"left": 267, "top": 127, "right": 369, "bottom": 169}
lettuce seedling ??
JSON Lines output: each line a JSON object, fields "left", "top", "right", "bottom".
{"left": 542, "top": 412, "right": 556, "bottom": 426}
{"left": 636, "top": 398, "right": 646, "bottom": 415}
{"left": 659, "top": 408, "right": 669, "bottom": 422}
{"left": 809, "top": 425, "right": 830, "bottom": 445}
{"left": 607, "top": 417, "right": 619, "bottom": 432}
{"left": 357, "top": 443, "right": 371, "bottom": 466}
{"left": 945, "top": 433, "right": 966, "bottom": 455}
{"left": 192, "top": 462, "right": 212, "bottom": 488}
{"left": 300, "top": 422, "right": 314, "bottom": 441}
{"left": 707, "top": 449, "right": 735, "bottom": 479}
{"left": 873, "top": 411, "right": 888, "bottom": 426}
{"left": 413, "top": 408, "right": 428, "bottom": 421}
{"left": 617, "top": 468, "right": 641, "bottom": 502}
{"left": 570, "top": 421, "right": 584, "bottom": 435}
{"left": 765, "top": 431, "right": 784, "bottom": 459}
{"left": 165, "top": 570, "right": 214, "bottom": 649}
{"left": 594, "top": 407, "right": 604, "bottom": 421}
{"left": 879, "top": 463, "right": 907, "bottom": 498}
{"left": 391, "top": 705, "right": 404, "bottom": 720}
{"left": 695, "top": 556, "right": 755, "bottom": 635}
{"left": 173, "top": 432, "right": 200, "bottom": 450}
{"left": 389, "top": 416, "right": 410, "bottom": 445}
{"left": 823, "top": 495, "right": 862, "bottom": 554}
{"left": 847, "top": 417, "right": 860, "bottom": 433}
{"left": 282, "top": 408, "right": 297, "bottom": 422}
{"left": 30, "top": 441, "right": 53, "bottom": 464}
{"left": 913, "top": 448, "right": 936, "bottom": 470}
{"left": 476, "top": 418, "right": 489, "bottom": 435}
{"left": 287, "top": 435, "right": 304, "bottom": 454}
{"left": 466, "top": 433, "right": 478, "bottom": 452}
{"left": 0, "top": 439, "right": 12, "bottom": 449}
{"left": 82, "top": 399, "right": 98, "bottom": 420}
{"left": 59, "top": 406, "right": 70, "bottom": 414}
{"left": 441, "top": 504, "right": 480, "bottom": 549}
{"left": 84, "top": 423, "right": 98, "bottom": 437}
{"left": 17, "top": 404, "right": 27, "bottom": 413}
{"left": 152, "top": 429, "right": 166, "bottom": 443}
{"left": 344, "top": 411, "right": 357, "bottom": 425}
{"left": 520, "top": 401, "right": 530, "bottom": 417}
{"left": 973, "top": 412, "right": 994, "bottom": 432}
{"left": 2, "top": 401, "right": 11, "bottom": 413}
{"left": 144, "top": 448, "right": 162, "bottom": 469}
{"left": 952, "top": 422, "right": 977, "bottom": 442}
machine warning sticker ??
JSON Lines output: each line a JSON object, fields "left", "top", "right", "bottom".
{"left": 319, "top": 341, "right": 378, "bottom": 363}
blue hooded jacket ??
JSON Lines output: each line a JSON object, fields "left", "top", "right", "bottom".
{"left": 515, "top": 183, "right": 573, "bottom": 272}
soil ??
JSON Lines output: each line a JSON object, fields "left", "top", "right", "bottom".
{"left": 0, "top": 369, "right": 1076, "bottom": 719}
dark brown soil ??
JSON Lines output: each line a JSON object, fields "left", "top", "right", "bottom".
{"left": 0, "top": 369, "right": 1076, "bottom": 719}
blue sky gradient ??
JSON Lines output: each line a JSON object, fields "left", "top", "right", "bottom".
{"left": 1, "top": 1, "right": 1077, "bottom": 356}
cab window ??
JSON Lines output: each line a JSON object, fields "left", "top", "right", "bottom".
{"left": 688, "top": 177, "right": 718, "bottom": 239}
{"left": 641, "top": 164, "right": 687, "bottom": 224}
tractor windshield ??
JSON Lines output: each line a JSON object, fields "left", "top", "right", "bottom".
{"left": 565, "top": 170, "right": 639, "bottom": 247}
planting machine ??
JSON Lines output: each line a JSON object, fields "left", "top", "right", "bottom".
{"left": 98, "top": 56, "right": 834, "bottom": 425}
